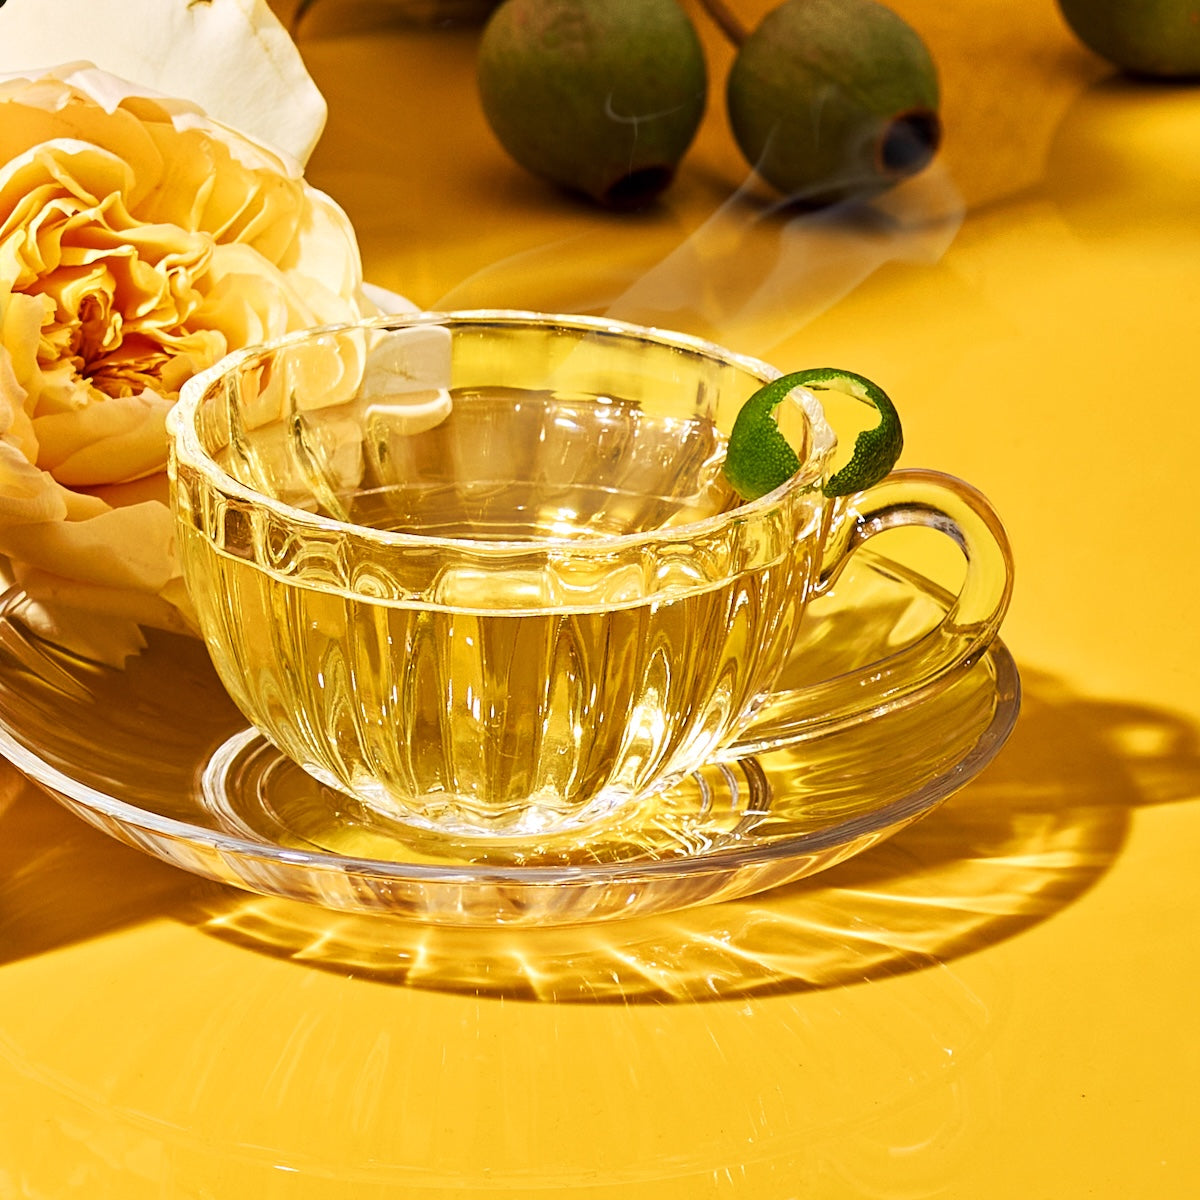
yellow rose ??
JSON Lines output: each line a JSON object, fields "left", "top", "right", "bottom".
{"left": 0, "top": 64, "right": 374, "bottom": 661}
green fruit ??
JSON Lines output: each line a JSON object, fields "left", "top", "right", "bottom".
{"left": 726, "top": 0, "right": 941, "bottom": 207}
{"left": 477, "top": 0, "right": 707, "bottom": 207}
{"left": 1057, "top": 0, "right": 1200, "bottom": 77}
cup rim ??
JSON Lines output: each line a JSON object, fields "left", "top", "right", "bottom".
{"left": 169, "top": 309, "right": 838, "bottom": 553}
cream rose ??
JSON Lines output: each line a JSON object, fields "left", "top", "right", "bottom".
{"left": 0, "top": 0, "right": 328, "bottom": 166}
{"left": 0, "top": 63, "right": 374, "bottom": 661}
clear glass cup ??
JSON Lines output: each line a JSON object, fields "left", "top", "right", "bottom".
{"left": 168, "top": 311, "right": 1012, "bottom": 839}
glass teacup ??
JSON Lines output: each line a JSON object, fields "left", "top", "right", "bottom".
{"left": 168, "top": 312, "right": 1012, "bottom": 838}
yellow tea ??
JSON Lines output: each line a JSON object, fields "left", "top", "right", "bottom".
{"left": 178, "top": 387, "right": 812, "bottom": 836}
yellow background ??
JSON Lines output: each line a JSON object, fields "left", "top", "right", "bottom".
{"left": 3, "top": 0, "right": 1199, "bottom": 1194}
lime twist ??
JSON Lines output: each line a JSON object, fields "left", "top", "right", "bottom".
{"left": 722, "top": 368, "right": 903, "bottom": 500}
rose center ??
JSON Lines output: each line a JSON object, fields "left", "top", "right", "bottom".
{"left": 75, "top": 294, "right": 115, "bottom": 364}
{"left": 73, "top": 293, "right": 169, "bottom": 399}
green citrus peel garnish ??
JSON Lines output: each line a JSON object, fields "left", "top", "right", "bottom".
{"left": 722, "top": 367, "right": 903, "bottom": 501}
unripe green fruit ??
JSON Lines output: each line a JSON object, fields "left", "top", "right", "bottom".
{"left": 726, "top": 0, "right": 941, "bottom": 207}
{"left": 477, "top": 0, "right": 707, "bottom": 208}
{"left": 1057, "top": 0, "right": 1200, "bottom": 77}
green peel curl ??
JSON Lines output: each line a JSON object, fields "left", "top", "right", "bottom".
{"left": 723, "top": 367, "right": 903, "bottom": 501}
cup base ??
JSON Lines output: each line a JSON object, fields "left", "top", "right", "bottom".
{"left": 198, "top": 725, "right": 770, "bottom": 856}
{"left": 302, "top": 755, "right": 651, "bottom": 841}
{"left": 204, "top": 733, "right": 692, "bottom": 841}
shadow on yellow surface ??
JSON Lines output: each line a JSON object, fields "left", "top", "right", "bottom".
{"left": 3, "top": 667, "right": 1196, "bottom": 1002}
{"left": 0, "top": 767, "right": 205, "bottom": 960}
{"left": 1041, "top": 74, "right": 1200, "bottom": 242}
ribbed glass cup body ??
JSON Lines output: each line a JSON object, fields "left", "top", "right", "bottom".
{"left": 169, "top": 313, "right": 835, "bottom": 837}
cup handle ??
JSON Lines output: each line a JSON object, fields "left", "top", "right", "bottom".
{"left": 724, "top": 467, "right": 1014, "bottom": 757}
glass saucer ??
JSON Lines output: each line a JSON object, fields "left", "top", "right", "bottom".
{"left": 0, "top": 547, "right": 1018, "bottom": 926}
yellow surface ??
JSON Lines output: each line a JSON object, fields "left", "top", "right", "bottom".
{"left": 3, "top": 0, "right": 1200, "bottom": 1194}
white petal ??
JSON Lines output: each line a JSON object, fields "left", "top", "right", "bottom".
{"left": 361, "top": 281, "right": 419, "bottom": 315}
{"left": 0, "top": 0, "right": 325, "bottom": 163}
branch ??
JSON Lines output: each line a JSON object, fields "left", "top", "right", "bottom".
{"left": 290, "top": 0, "right": 320, "bottom": 36}
{"left": 694, "top": 0, "right": 751, "bottom": 46}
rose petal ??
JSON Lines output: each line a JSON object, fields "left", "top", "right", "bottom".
{"left": 32, "top": 388, "right": 174, "bottom": 485}
{"left": 0, "top": 498, "right": 176, "bottom": 591}
{"left": 6, "top": 583, "right": 151, "bottom": 666}
{"left": 0, "top": 441, "right": 69, "bottom": 524}
{"left": 0, "top": 91, "right": 167, "bottom": 210}
{"left": 0, "top": 1, "right": 326, "bottom": 164}
{"left": 0, "top": 65, "right": 379, "bottom": 650}
{"left": 8, "top": 563, "right": 196, "bottom": 667}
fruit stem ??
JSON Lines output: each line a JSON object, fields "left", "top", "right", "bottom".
{"left": 289, "top": 0, "right": 319, "bottom": 35}
{"left": 694, "top": 0, "right": 750, "bottom": 46}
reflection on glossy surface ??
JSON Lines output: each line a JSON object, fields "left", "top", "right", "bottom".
{"left": 0, "top": 918, "right": 993, "bottom": 1196}
{"left": 2, "top": 669, "right": 1198, "bottom": 1193}
{"left": 192, "top": 669, "right": 1196, "bottom": 1003}
{"left": 1042, "top": 77, "right": 1200, "bottom": 245}
{"left": 0, "top": 548, "right": 1016, "bottom": 924}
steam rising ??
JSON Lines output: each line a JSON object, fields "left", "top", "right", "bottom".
{"left": 435, "top": 165, "right": 964, "bottom": 356}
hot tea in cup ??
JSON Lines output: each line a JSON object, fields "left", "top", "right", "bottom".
{"left": 169, "top": 312, "right": 1010, "bottom": 838}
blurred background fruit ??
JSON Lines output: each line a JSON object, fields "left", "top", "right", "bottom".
{"left": 476, "top": 0, "right": 707, "bottom": 207}
{"left": 1056, "top": 0, "right": 1200, "bottom": 77}
{"left": 725, "top": 0, "right": 941, "bottom": 206}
